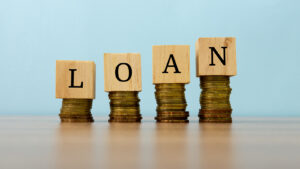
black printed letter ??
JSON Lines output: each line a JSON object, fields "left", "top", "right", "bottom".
{"left": 209, "top": 47, "right": 227, "bottom": 66}
{"left": 68, "top": 69, "right": 83, "bottom": 88}
{"left": 162, "top": 54, "right": 181, "bottom": 73}
{"left": 115, "top": 63, "right": 132, "bottom": 82}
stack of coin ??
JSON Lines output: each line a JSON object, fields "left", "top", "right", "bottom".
{"left": 59, "top": 99, "right": 94, "bottom": 122}
{"left": 199, "top": 76, "right": 232, "bottom": 123}
{"left": 155, "top": 83, "right": 189, "bottom": 123}
{"left": 108, "top": 91, "right": 142, "bottom": 122}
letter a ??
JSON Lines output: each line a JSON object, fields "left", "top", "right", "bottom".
{"left": 162, "top": 54, "right": 181, "bottom": 74}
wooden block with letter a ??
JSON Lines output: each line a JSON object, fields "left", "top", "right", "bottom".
{"left": 104, "top": 53, "right": 142, "bottom": 91}
{"left": 56, "top": 60, "right": 96, "bottom": 99}
{"left": 152, "top": 45, "right": 190, "bottom": 84}
{"left": 196, "top": 37, "right": 236, "bottom": 76}
{"left": 152, "top": 45, "right": 190, "bottom": 123}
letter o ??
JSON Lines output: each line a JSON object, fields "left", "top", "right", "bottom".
{"left": 115, "top": 63, "right": 132, "bottom": 82}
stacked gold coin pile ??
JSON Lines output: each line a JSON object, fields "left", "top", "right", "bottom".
{"left": 199, "top": 76, "right": 232, "bottom": 123}
{"left": 59, "top": 99, "right": 94, "bottom": 122}
{"left": 108, "top": 91, "right": 142, "bottom": 122}
{"left": 155, "top": 84, "right": 189, "bottom": 123}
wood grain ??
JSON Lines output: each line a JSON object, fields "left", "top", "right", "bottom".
{"left": 56, "top": 60, "right": 95, "bottom": 99}
{"left": 0, "top": 116, "right": 299, "bottom": 169}
{"left": 104, "top": 53, "right": 142, "bottom": 91}
{"left": 196, "top": 37, "right": 236, "bottom": 76}
{"left": 153, "top": 45, "right": 190, "bottom": 84}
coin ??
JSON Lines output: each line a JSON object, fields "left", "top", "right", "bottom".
{"left": 199, "top": 76, "right": 232, "bottom": 123}
{"left": 108, "top": 91, "right": 142, "bottom": 123}
{"left": 59, "top": 99, "right": 94, "bottom": 122}
{"left": 155, "top": 119, "right": 189, "bottom": 123}
{"left": 155, "top": 83, "right": 189, "bottom": 122}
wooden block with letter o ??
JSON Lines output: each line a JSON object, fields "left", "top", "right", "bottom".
{"left": 104, "top": 53, "right": 142, "bottom": 91}
{"left": 196, "top": 37, "right": 236, "bottom": 76}
{"left": 56, "top": 60, "right": 96, "bottom": 99}
{"left": 152, "top": 45, "right": 190, "bottom": 84}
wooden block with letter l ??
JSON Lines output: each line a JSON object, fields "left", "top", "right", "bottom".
{"left": 56, "top": 60, "right": 96, "bottom": 123}
{"left": 195, "top": 37, "right": 236, "bottom": 123}
{"left": 152, "top": 45, "right": 190, "bottom": 84}
{"left": 104, "top": 53, "right": 142, "bottom": 122}
{"left": 196, "top": 37, "right": 236, "bottom": 76}
{"left": 56, "top": 60, "right": 96, "bottom": 99}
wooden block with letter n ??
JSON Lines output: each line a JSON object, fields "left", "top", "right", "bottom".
{"left": 152, "top": 45, "right": 190, "bottom": 84}
{"left": 103, "top": 53, "right": 142, "bottom": 122}
{"left": 195, "top": 37, "right": 236, "bottom": 123}
{"left": 196, "top": 37, "right": 236, "bottom": 76}
{"left": 152, "top": 45, "right": 190, "bottom": 123}
{"left": 56, "top": 60, "right": 96, "bottom": 99}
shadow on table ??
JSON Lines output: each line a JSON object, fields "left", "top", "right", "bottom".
{"left": 55, "top": 123, "right": 94, "bottom": 169}
{"left": 199, "top": 123, "right": 234, "bottom": 169}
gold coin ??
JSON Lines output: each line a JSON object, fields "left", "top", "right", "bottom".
{"left": 199, "top": 76, "right": 232, "bottom": 123}
{"left": 59, "top": 99, "right": 94, "bottom": 123}
{"left": 155, "top": 84, "right": 189, "bottom": 122}
{"left": 108, "top": 91, "right": 142, "bottom": 123}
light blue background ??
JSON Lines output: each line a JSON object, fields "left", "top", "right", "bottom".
{"left": 0, "top": 0, "right": 299, "bottom": 116}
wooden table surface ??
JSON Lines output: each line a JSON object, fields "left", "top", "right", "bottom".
{"left": 0, "top": 116, "right": 299, "bottom": 169}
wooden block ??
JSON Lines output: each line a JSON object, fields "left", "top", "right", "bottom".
{"left": 56, "top": 60, "right": 95, "bottom": 99}
{"left": 152, "top": 45, "right": 190, "bottom": 84}
{"left": 104, "top": 53, "right": 142, "bottom": 91}
{"left": 196, "top": 37, "right": 236, "bottom": 76}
